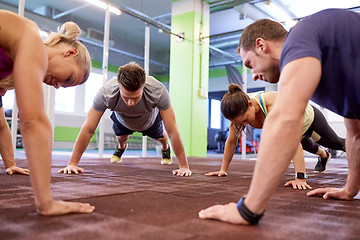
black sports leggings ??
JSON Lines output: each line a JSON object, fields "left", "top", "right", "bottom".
{"left": 301, "top": 105, "right": 346, "bottom": 155}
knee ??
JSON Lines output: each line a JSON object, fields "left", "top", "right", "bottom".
{"left": 118, "top": 135, "right": 129, "bottom": 141}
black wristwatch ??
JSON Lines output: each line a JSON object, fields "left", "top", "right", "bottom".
{"left": 236, "top": 196, "right": 265, "bottom": 225}
{"left": 295, "top": 172, "right": 308, "bottom": 179}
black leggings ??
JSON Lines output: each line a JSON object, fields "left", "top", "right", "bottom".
{"left": 301, "top": 105, "right": 346, "bottom": 155}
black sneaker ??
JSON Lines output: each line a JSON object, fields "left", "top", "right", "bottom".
{"left": 110, "top": 144, "right": 127, "bottom": 163}
{"left": 314, "top": 150, "right": 331, "bottom": 172}
{"left": 161, "top": 144, "right": 172, "bottom": 165}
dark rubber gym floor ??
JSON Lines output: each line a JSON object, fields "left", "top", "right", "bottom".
{"left": 1, "top": 154, "right": 359, "bottom": 240}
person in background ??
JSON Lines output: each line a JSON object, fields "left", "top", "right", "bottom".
{"left": 205, "top": 84, "right": 345, "bottom": 190}
{"left": 59, "top": 62, "right": 192, "bottom": 177}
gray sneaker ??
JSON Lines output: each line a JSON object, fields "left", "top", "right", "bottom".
{"left": 314, "top": 150, "right": 331, "bottom": 172}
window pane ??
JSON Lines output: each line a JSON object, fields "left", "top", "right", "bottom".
{"left": 84, "top": 72, "right": 104, "bottom": 112}
{"left": 210, "top": 99, "right": 221, "bottom": 129}
{"left": 2, "top": 90, "right": 15, "bottom": 110}
{"left": 55, "top": 87, "right": 75, "bottom": 112}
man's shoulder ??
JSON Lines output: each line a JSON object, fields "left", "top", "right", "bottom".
{"left": 103, "top": 77, "right": 118, "bottom": 88}
{"left": 145, "top": 76, "right": 165, "bottom": 89}
{"left": 143, "top": 76, "right": 170, "bottom": 107}
{"left": 101, "top": 78, "right": 119, "bottom": 93}
{"left": 94, "top": 77, "right": 120, "bottom": 104}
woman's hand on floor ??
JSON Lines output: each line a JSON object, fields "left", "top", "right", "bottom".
{"left": 6, "top": 166, "right": 30, "bottom": 175}
{"left": 204, "top": 170, "right": 227, "bottom": 177}
{"left": 172, "top": 168, "right": 192, "bottom": 176}
{"left": 58, "top": 164, "right": 84, "bottom": 174}
{"left": 284, "top": 179, "right": 312, "bottom": 190}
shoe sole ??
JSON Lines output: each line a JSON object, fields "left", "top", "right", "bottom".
{"left": 315, "top": 152, "right": 331, "bottom": 173}
{"left": 110, "top": 157, "right": 122, "bottom": 163}
{"left": 161, "top": 158, "right": 172, "bottom": 165}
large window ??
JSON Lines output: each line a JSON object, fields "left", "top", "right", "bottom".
{"left": 84, "top": 72, "right": 104, "bottom": 112}
{"left": 210, "top": 99, "right": 221, "bottom": 129}
{"left": 1, "top": 90, "right": 15, "bottom": 110}
{"left": 55, "top": 86, "right": 76, "bottom": 112}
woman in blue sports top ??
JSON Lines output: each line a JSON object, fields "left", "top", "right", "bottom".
{"left": 205, "top": 84, "right": 345, "bottom": 190}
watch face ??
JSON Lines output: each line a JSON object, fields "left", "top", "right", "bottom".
{"left": 296, "top": 172, "right": 305, "bottom": 179}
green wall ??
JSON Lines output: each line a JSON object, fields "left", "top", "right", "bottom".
{"left": 169, "top": 1, "right": 209, "bottom": 157}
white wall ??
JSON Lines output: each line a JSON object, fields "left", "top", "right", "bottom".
{"left": 53, "top": 69, "right": 117, "bottom": 148}
{"left": 208, "top": 73, "right": 277, "bottom": 92}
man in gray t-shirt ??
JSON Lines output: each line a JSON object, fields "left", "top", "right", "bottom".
{"left": 59, "top": 62, "right": 191, "bottom": 177}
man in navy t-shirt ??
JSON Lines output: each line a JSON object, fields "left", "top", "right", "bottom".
{"left": 199, "top": 9, "right": 360, "bottom": 225}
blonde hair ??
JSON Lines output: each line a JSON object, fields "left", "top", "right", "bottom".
{"left": 44, "top": 22, "right": 91, "bottom": 84}
{"left": 0, "top": 22, "right": 91, "bottom": 90}
{"left": 0, "top": 75, "right": 14, "bottom": 90}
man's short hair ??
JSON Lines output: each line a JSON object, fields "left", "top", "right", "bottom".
{"left": 237, "top": 19, "right": 287, "bottom": 53}
{"left": 117, "top": 62, "right": 146, "bottom": 91}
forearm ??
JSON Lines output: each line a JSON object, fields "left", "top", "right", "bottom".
{"left": 20, "top": 118, "right": 53, "bottom": 209}
{"left": 69, "top": 128, "right": 94, "bottom": 165}
{"left": 0, "top": 124, "right": 15, "bottom": 168}
{"left": 345, "top": 167, "right": 360, "bottom": 197}
{"left": 221, "top": 139, "right": 237, "bottom": 172}
{"left": 344, "top": 121, "right": 360, "bottom": 197}
{"left": 245, "top": 113, "right": 303, "bottom": 213}
{"left": 168, "top": 132, "right": 189, "bottom": 168}
{"left": 292, "top": 143, "right": 306, "bottom": 174}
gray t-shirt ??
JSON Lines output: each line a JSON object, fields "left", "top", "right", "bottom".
{"left": 93, "top": 76, "right": 171, "bottom": 131}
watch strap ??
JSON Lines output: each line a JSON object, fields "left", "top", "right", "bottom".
{"left": 236, "top": 196, "right": 265, "bottom": 225}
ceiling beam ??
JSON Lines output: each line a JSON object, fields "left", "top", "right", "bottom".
{"left": 209, "top": 0, "right": 254, "bottom": 13}
{"left": 52, "top": 4, "right": 91, "bottom": 19}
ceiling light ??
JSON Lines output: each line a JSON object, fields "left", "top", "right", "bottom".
{"left": 84, "top": 0, "right": 121, "bottom": 15}
{"left": 265, "top": 1, "right": 296, "bottom": 28}
{"left": 234, "top": 3, "right": 269, "bottom": 21}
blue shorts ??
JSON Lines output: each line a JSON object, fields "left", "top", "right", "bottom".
{"left": 110, "top": 112, "right": 164, "bottom": 139}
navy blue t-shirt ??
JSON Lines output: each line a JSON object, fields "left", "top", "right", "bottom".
{"left": 280, "top": 9, "right": 360, "bottom": 119}
{"left": 0, "top": 96, "right": 2, "bottom": 108}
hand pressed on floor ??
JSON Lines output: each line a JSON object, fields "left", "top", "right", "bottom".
{"left": 307, "top": 187, "right": 353, "bottom": 200}
{"left": 204, "top": 170, "right": 227, "bottom": 177}
{"left": 172, "top": 168, "right": 192, "bottom": 176}
{"left": 198, "top": 202, "right": 249, "bottom": 225}
{"left": 284, "top": 179, "right": 312, "bottom": 190}
{"left": 58, "top": 164, "right": 85, "bottom": 174}
{"left": 37, "top": 200, "right": 95, "bottom": 216}
{"left": 6, "top": 166, "right": 30, "bottom": 175}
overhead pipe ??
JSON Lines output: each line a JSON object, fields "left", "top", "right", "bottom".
{"left": 209, "top": 45, "right": 240, "bottom": 62}
{"left": 53, "top": 4, "right": 91, "bottom": 19}
{"left": 103, "top": 0, "right": 238, "bottom": 62}
{"left": 79, "top": 37, "right": 168, "bottom": 70}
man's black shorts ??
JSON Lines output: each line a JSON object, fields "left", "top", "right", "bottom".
{"left": 110, "top": 112, "right": 164, "bottom": 139}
